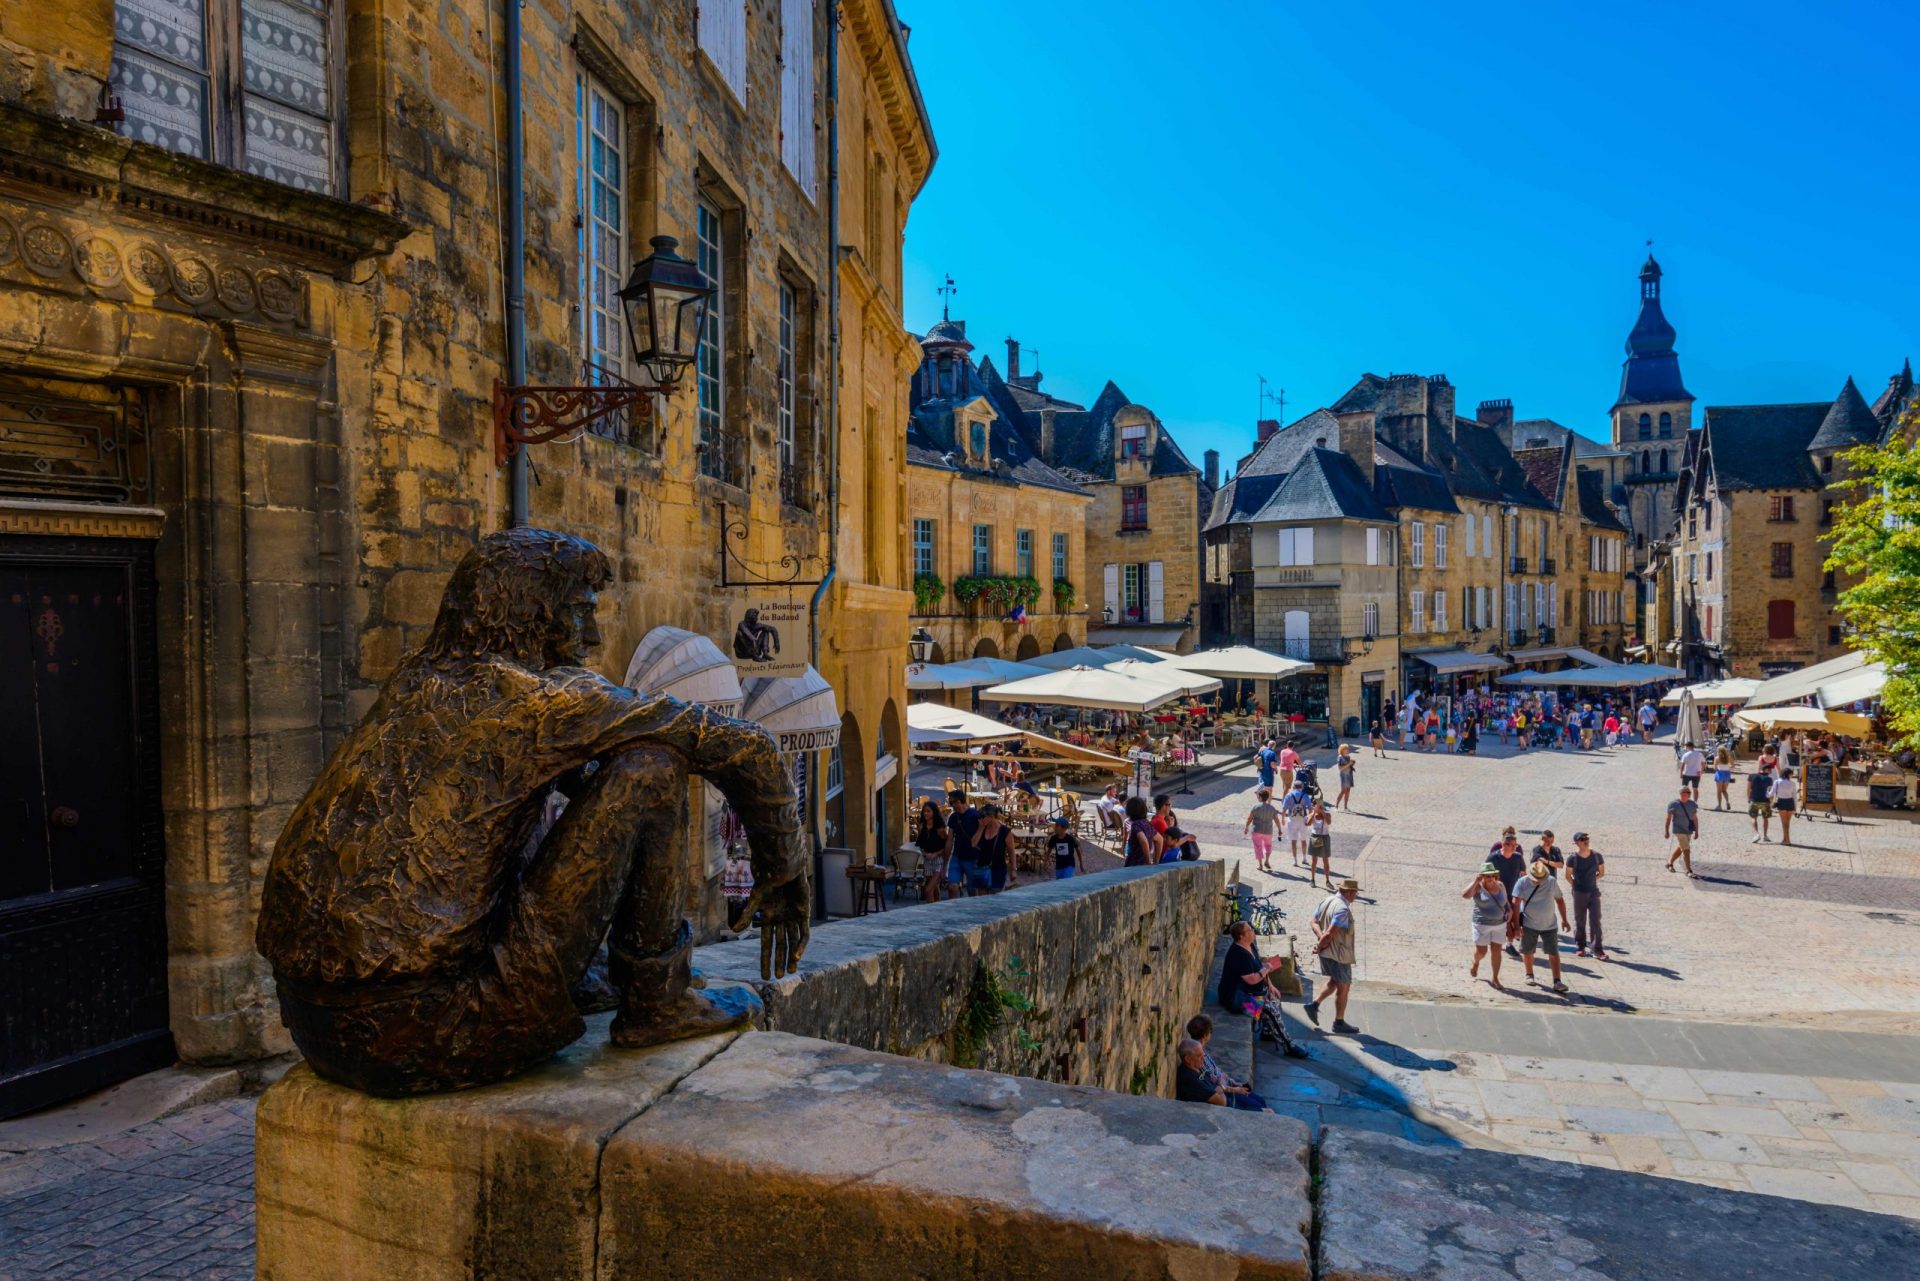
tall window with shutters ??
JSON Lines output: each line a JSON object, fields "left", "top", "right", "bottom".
{"left": 698, "top": 0, "right": 747, "bottom": 101}
{"left": 1120, "top": 486, "right": 1148, "bottom": 531}
{"left": 912, "top": 520, "right": 934, "bottom": 578}
{"left": 1433, "top": 590, "right": 1448, "bottom": 631}
{"left": 1362, "top": 601, "right": 1379, "bottom": 639}
{"left": 1015, "top": 530, "right": 1034, "bottom": 579}
{"left": 1434, "top": 521, "right": 1448, "bottom": 569}
{"left": 111, "top": 0, "right": 342, "bottom": 193}
{"left": 1409, "top": 591, "right": 1425, "bottom": 633}
{"left": 1365, "top": 527, "right": 1380, "bottom": 566}
{"left": 972, "top": 525, "right": 992, "bottom": 577}
{"left": 777, "top": 282, "right": 797, "bottom": 499}
{"left": 1051, "top": 532, "right": 1067, "bottom": 584}
{"left": 576, "top": 70, "right": 626, "bottom": 384}
{"left": 694, "top": 199, "right": 731, "bottom": 482}
{"left": 1771, "top": 542, "right": 1793, "bottom": 578}
{"left": 1465, "top": 513, "right": 1476, "bottom": 558}
{"left": 1276, "top": 528, "right": 1314, "bottom": 567}
{"left": 779, "top": 0, "right": 817, "bottom": 197}
{"left": 1410, "top": 521, "right": 1425, "bottom": 567}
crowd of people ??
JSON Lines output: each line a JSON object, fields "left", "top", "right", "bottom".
{"left": 1383, "top": 689, "right": 1669, "bottom": 756}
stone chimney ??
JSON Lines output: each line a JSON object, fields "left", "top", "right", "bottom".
{"left": 1005, "top": 337, "right": 1020, "bottom": 384}
{"left": 1476, "top": 398, "right": 1514, "bottom": 436}
{"left": 1338, "top": 414, "right": 1376, "bottom": 489}
{"left": 1374, "top": 374, "right": 1428, "bottom": 463}
{"left": 1038, "top": 408, "right": 1056, "bottom": 464}
{"left": 1256, "top": 418, "right": 1280, "bottom": 445}
{"left": 1424, "top": 375, "right": 1456, "bottom": 465}
{"left": 1203, "top": 449, "right": 1220, "bottom": 490}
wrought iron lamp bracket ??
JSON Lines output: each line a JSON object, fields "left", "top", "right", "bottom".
{"left": 492, "top": 378, "right": 661, "bottom": 466}
{"left": 718, "top": 502, "right": 824, "bottom": 589}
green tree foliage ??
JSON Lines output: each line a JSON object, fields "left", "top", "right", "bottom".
{"left": 1825, "top": 418, "right": 1920, "bottom": 745}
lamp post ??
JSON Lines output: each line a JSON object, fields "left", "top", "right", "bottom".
{"left": 909, "top": 627, "right": 935, "bottom": 664}
{"left": 493, "top": 235, "right": 715, "bottom": 465}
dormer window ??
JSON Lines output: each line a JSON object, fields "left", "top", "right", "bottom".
{"left": 969, "top": 420, "right": 988, "bottom": 464}
{"left": 1120, "top": 423, "right": 1147, "bottom": 459}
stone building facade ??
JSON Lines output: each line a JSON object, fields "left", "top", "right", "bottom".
{"left": 1671, "top": 374, "right": 1904, "bottom": 679}
{"left": 1574, "top": 469, "right": 1630, "bottom": 657}
{"left": 0, "top": 0, "right": 931, "bottom": 1111}
{"left": 906, "top": 318, "right": 1091, "bottom": 672}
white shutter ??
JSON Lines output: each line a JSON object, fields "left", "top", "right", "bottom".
{"left": 1483, "top": 514, "right": 1492, "bottom": 558}
{"left": 1465, "top": 514, "right": 1476, "bottom": 558}
{"left": 1147, "top": 561, "right": 1165, "bottom": 623}
{"left": 780, "top": 0, "right": 816, "bottom": 197}
{"left": 1365, "top": 527, "right": 1379, "bottom": 565}
{"left": 701, "top": 0, "right": 747, "bottom": 101}
{"left": 1297, "top": 527, "right": 1314, "bottom": 566}
{"left": 1103, "top": 562, "right": 1119, "bottom": 618}
{"left": 1276, "top": 529, "right": 1292, "bottom": 565}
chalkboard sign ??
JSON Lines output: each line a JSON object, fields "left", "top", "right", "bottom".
{"left": 1802, "top": 762, "right": 1837, "bottom": 813}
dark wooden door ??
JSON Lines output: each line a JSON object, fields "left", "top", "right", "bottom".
{"left": 0, "top": 536, "right": 171, "bottom": 1118}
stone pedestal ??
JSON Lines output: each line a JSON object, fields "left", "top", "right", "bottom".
{"left": 255, "top": 1021, "right": 1313, "bottom": 1281}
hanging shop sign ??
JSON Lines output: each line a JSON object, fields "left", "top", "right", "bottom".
{"left": 726, "top": 594, "right": 810, "bottom": 679}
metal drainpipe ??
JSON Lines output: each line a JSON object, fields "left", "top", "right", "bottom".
{"left": 805, "top": 0, "right": 841, "bottom": 916}
{"left": 504, "top": 0, "right": 529, "bottom": 526}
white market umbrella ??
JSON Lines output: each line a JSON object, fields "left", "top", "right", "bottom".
{"left": 1745, "top": 651, "right": 1885, "bottom": 710}
{"left": 1102, "top": 657, "right": 1222, "bottom": 699}
{"left": 1159, "top": 645, "right": 1314, "bottom": 681}
{"left": 905, "top": 703, "right": 1021, "bottom": 746}
{"left": 979, "top": 664, "right": 1188, "bottom": 713}
{"left": 1022, "top": 645, "right": 1139, "bottom": 671}
{"left": 623, "top": 626, "right": 742, "bottom": 714}
{"left": 1661, "top": 679, "right": 1759, "bottom": 707}
{"left": 905, "top": 662, "right": 985, "bottom": 692}
{"left": 950, "top": 657, "right": 1049, "bottom": 683}
{"left": 1675, "top": 689, "right": 1703, "bottom": 747}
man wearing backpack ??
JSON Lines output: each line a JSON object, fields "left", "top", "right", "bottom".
{"left": 1255, "top": 739, "right": 1278, "bottom": 793}
{"left": 1302, "top": 879, "right": 1361, "bottom": 1035}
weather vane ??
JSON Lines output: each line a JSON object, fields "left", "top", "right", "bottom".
{"left": 938, "top": 274, "right": 956, "bottom": 320}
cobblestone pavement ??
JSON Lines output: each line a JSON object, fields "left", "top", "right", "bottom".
{"left": 1172, "top": 730, "right": 1920, "bottom": 1026}
{"left": 1251, "top": 998, "right": 1920, "bottom": 1219}
{"left": 0, "top": 1099, "right": 255, "bottom": 1280}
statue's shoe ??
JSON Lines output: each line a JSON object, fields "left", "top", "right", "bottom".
{"left": 609, "top": 984, "right": 761, "bottom": 1049}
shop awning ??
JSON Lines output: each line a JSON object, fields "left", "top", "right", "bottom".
{"left": 1159, "top": 645, "right": 1316, "bottom": 681}
{"left": 740, "top": 666, "right": 840, "bottom": 753}
{"left": 1661, "top": 678, "right": 1760, "bottom": 707}
{"left": 1745, "top": 650, "right": 1887, "bottom": 710}
{"left": 1505, "top": 645, "right": 1574, "bottom": 663}
{"left": 1411, "top": 648, "right": 1510, "bottom": 675}
{"left": 1731, "top": 706, "right": 1874, "bottom": 737}
{"left": 1501, "top": 661, "right": 1683, "bottom": 689}
{"left": 905, "top": 703, "right": 1021, "bottom": 746}
{"left": 1085, "top": 626, "right": 1189, "bottom": 649}
{"left": 623, "top": 626, "right": 742, "bottom": 714}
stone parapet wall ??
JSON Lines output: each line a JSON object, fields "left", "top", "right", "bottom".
{"left": 695, "top": 862, "right": 1222, "bottom": 1096}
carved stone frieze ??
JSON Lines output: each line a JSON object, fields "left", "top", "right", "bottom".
{"left": 0, "top": 198, "right": 312, "bottom": 329}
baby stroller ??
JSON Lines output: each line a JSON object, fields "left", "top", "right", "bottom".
{"left": 1293, "top": 763, "right": 1323, "bottom": 804}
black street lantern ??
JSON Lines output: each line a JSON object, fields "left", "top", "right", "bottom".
{"left": 619, "top": 235, "right": 715, "bottom": 388}
{"left": 909, "top": 627, "right": 935, "bottom": 663}
{"left": 493, "top": 233, "right": 716, "bottom": 465}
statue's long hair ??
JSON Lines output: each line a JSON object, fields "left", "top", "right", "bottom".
{"left": 419, "top": 528, "right": 613, "bottom": 666}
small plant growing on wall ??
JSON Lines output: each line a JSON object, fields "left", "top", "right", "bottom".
{"left": 913, "top": 572, "right": 945, "bottom": 615}
{"left": 950, "top": 957, "right": 1042, "bottom": 1070}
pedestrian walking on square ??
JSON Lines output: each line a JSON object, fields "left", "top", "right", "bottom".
{"left": 1256, "top": 739, "right": 1277, "bottom": 793}
{"left": 1531, "top": 829, "right": 1565, "bottom": 880}
{"left": 1307, "top": 800, "right": 1334, "bottom": 887}
{"left": 914, "top": 800, "right": 951, "bottom": 904}
{"left": 1426, "top": 708, "right": 1442, "bottom": 752}
{"left": 946, "top": 790, "right": 979, "bottom": 895}
{"left": 1335, "top": 744, "right": 1356, "bottom": 810}
{"left": 1278, "top": 743, "right": 1301, "bottom": 794}
{"left": 1511, "top": 860, "right": 1571, "bottom": 992}
{"left": 1369, "top": 718, "right": 1388, "bottom": 758}
{"left": 1770, "top": 767, "right": 1799, "bottom": 846}
{"left": 1281, "top": 777, "right": 1313, "bottom": 866}
{"left": 1638, "top": 698, "right": 1658, "bottom": 745}
{"left": 1711, "top": 746, "right": 1734, "bottom": 810}
{"left": 976, "top": 805, "right": 1012, "bottom": 893}
{"left": 1465, "top": 863, "right": 1509, "bottom": 990}
{"left": 1487, "top": 827, "right": 1527, "bottom": 957}
{"left": 1664, "top": 784, "right": 1700, "bottom": 877}
{"left": 1244, "top": 788, "right": 1278, "bottom": 872}
{"left": 1567, "top": 832, "right": 1607, "bottom": 959}
{"left": 1746, "top": 767, "right": 1775, "bottom": 843}
{"left": 1303, "top": 879, "right": 1361, "bottom": 1034}
{"left": 1603, "top": 711, "right": 1622, "bottom": 749}
{"left": 1580, "top": 704, "right": 1597, "bottom": 751}
{"left": 1124, "top": 795, "right": 1158, "bottom": 867}
{"left": 1678, "top": 741, "right": 1705, "bottom": 794}
{"left": 1047, "top": 814, "right": 1083, "bottom": 879}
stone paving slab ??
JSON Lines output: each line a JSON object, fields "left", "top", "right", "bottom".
{"left": 1317, "top": 1126, "right": 1920, "bottom": 1281}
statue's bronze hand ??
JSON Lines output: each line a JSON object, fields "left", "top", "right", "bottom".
{"left": 732, "top": 871, "right": 810, "bottom": 979}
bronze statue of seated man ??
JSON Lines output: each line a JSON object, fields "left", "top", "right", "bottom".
{"left": 256, "top": 529, "right": 809, "bottom": 1096}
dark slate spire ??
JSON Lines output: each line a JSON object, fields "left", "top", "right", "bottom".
{"left": 1613, "top": 252, "right": 1692, "bottom": 409}
{"left": 1808, "top": 376, "right": 1881, "bottom": 452}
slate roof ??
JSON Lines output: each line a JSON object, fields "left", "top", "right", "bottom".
{"left": 1576, "top": 468, "right": 1627, "bottom": 532}
{"left": 1240, "top": 409, "right": 1344, "bottom": 478}
{"left": 907, "top": 342, "right": 1088, "bottom": 497}
{"left": 1698, "top": 403, "right": 1827, "bottom": 491}
{"left": 1453, "top": 423, "right": 1556, "bottom": 509}
{"left": 1614, "top": 256, "right": 1693, "bottom": 409}
{"left": 1373, "top": 458, "right": 1460, "bottom": 514}
{"left": 1808, "top": 377, "right": 1882, "bottom": 453}
{"left": 1248, "top": 448, "right": 1392, "bottom": 524}
{"left": 1871, "top": 359, "right": 1914, "bottom": 434}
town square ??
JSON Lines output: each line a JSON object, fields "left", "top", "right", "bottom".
{"left": 2, "top": 1, "right": 1918, "bottom": 1278}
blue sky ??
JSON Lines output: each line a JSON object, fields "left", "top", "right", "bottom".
{"left": 896, "top": 0, "right": 1920, "bottom": 467}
